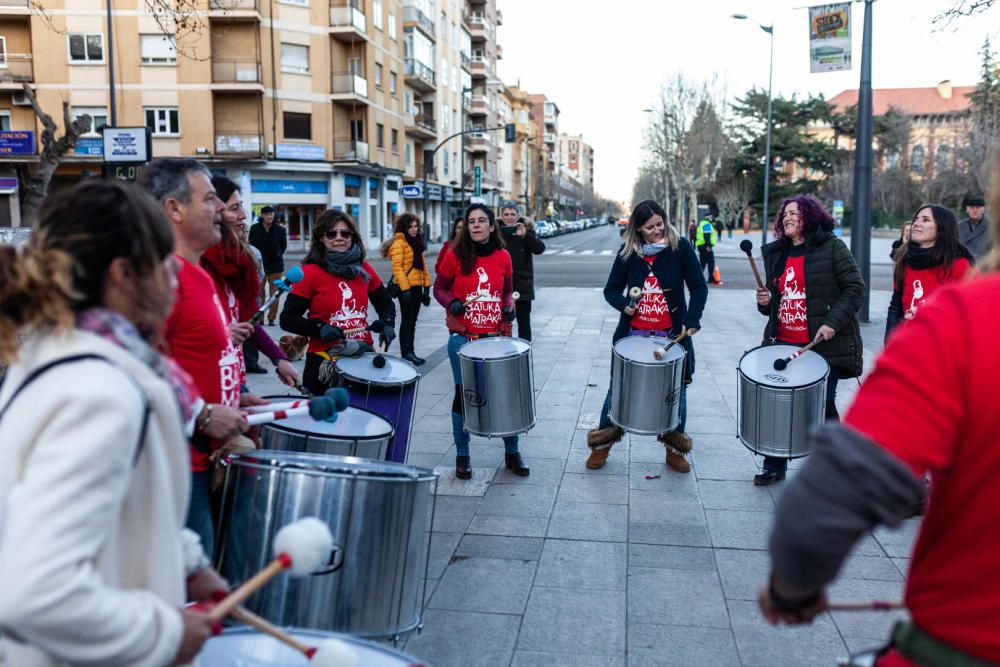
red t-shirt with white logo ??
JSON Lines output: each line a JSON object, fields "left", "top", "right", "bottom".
{"left": 438, "top": 249, "right": 512, "bottom": 335}
{"left": 776, "top": 250, "right": 809, "bottom": 345}
{"left": 290, "top": 262, "right": 383, "bottom": 353}
{"left": 901, "top": 257, "right": 971, "bottom": 322}
{"left": 163, "top": 256, "right": 242, "bottom": 472}
{"left": 631, "top": 256, "right": 673, "bottom": 332}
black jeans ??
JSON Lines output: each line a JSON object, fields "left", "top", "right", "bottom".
{"left": 515, "top": 299, "right": 532, "bottom": 341}
{"left": 398, "top": 287, "right": 423, "bottom": 356}
{"left": 698, "top": 246, "right": 716, "bottom": 282}
{"left": 243, "top": 339, "right": 261, "bottom": 369}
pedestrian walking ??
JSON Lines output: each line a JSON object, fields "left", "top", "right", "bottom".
{"left": 0, "top": 180, "right": 227, "bottom": 666}
{"left": 586, "top": 199, "right": 708, "bottom": 473}
{"left": 726, "top": 218, "right": 735, "bottom": 239}
{"left": 695, "top": 217, "right": 719, "bottom": 284}
{"left": 499, "top": 201, "right": 545, "bottom": 341}
{"left": 958, "top": 195, "right": 991, "bottom": 261}
{"left": 436, "top": 216, "right": 464, "bottom": 274}
{"left": 752, "top": 195, "right": 865, "bottom": 486}
{"left": 886, "top": 204, "right": 974, "bottom": 343}
{"left": 383, "top": 213, "right": 432, "bottom": 366}
{"left": 248, "top": 205, "right": 288, "bottom": 326}
{"left": 433, "top": 204, "right": 528, "bottom": 480}
{"left": 279, "top": 210, "right": 396, "bottom": 395}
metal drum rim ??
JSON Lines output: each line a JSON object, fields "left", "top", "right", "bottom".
{"left": 610, "top": 346, "right": 686, "bottom": 368}
{"left": 203, "top": 625, "right": 424, "bottom": 660}
{"left": 457, "top": 336, "right": 532, "bottom": 360}
{"left": 334, "top": 354, "right": 419, "bottom": 387}
{"left": 227, "top": 450, "right": 439, "bottom": 482}
{"left": 737, "top": 344, "right": 829, "bottom": 388}
{"left": 260, "top": 404, "right": 395, "bottom": 441}
{"left": 464, "top": 417, "right": 537, "bottom": 438}
{"left": 736, "top": 432, "right": 814, "bottom": 460}
{"left": 736, "top": 367, "right": 828, "bottom": 392}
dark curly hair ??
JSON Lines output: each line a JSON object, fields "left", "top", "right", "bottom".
{"left": 772, "top": 195, "right": 835, "bottom": 244}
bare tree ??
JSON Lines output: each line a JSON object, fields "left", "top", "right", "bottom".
{"left": 713, "top": 173, "right": 752, "bottom": 230}
{"left": 18, "top": 85, "right": 91, "bottom": 225}
{"left": 933, "top": 0, "right": 997, "bottom": 25}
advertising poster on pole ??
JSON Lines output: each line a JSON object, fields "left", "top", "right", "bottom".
{"left": 809, "top": 3, "right": 851, "bottom": 73}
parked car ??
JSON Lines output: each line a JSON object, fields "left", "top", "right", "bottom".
{"left": 535, "top": 221, "right": 555, "bottom": 238}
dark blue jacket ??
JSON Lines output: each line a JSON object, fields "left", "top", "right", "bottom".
{"left": 603, "top": 238, "right": 708, "bottom": 377}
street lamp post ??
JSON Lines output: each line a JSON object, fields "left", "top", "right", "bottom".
{"left": 850, "top": 0, "right": 874, "bottom": 322}
{"left": 732, "top": 14, "right": 774, "bottom": 246}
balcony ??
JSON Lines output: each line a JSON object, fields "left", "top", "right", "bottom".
{"left": 405, "top": 113, "right": 437, "bottom": 141}
{"left": 470, "top": 54, "right": 488, "bottom": 78}
{"left": 0, "top": 54, "right": 32, "bottom": 87}
{"left": 460, "top": 51, "right": 471, "bottom": 71}
{"left": 329, "top": 3, "right": 367, "bottom": 43}
{"left": 467, "top": 131, "right": 488, "bottom": 153}
{"left": 468, "top": 94, "right": 488, "bottom": 116}
{"left": 215, "top": 132, "right": 263, "bottom": 156}
{"left": 333, "top": 139, "right": 368, "bottom": 162}
{"left": 544, "top": 132, "right": 557, "bottom": 145}
{"left": 330, "top": 72, "right": 369, "bottom": 104}
{"left": 208, "top": 0, "right": 259, "bottom": 19}
{"left": 467, "top": 13, "right": 491, "bottom": 41}
{"left": 211, "top": 58, "right": 262, "bottom": 88}
{"left": 497, "top": 44, "right": 503, "bottom": 60}
{"left": 0, "top": 0, "right": 30, "bottom": 15}
{"left": 544, "top": 113, "right": 557, "bottom": 126}
{"left": 496, "top": 9, "right": 503, "bottom": 25}
{"left": 403, "top": 5, "right": 435, "bottom": 40}
{"left": 404, "top": 58, "right": 435, "bottom": 92}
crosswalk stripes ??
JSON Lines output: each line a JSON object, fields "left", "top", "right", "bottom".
{"left": 544, "top": 248, "right": 616, "bottom": 256}
{"left": 580, "top": 250, "right": 594, "bottom": 255}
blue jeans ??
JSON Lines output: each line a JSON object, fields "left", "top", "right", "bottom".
{"left": 763, "top": 373, "right": 840, "bottom": 473}
{"left": 185, "top": 470, "right": 215, "bottom": 559}
{"left": 447, "top": 334, "right": 519, "bottom": 458}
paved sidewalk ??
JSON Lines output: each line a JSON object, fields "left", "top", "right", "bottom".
{"left": 247, "top": 286, "right": 917, "bottom": 667}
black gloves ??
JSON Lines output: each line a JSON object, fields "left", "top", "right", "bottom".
{"left": 319, "top": 324, "right": 344, "bottom": 342}
{"left": 421, "top": 286, "right": 431, "bottom": 307}
{"left": 449, "top": 299, "right": 465, "bottom": 317}
{"left": 379, "top": 323, "right": 397, "bottom": 349}
{"left": 502, "top": 305, "right": 516, "bottom": 323}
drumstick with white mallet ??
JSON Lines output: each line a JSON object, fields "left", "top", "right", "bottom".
{"left": 772, "top": 340, "right": 821, "bottom": 371}
{"left": 244, "top": 388, "right": 350, "bottom": 418}
{"left": 249, "top": 266, "right": 304, "bottom": 325}
{"left": 626, "top": 286, "right": 641, "bottom": 311}
{"left": 652, "top": 328, "right": 694, "bottom": 361}
{"left": 243, "top": 395, "right": 339, "bottom": 427}
{"left": 229, "top": 606, "right": 359, "bottom": 666}
{"left": 740, "top": 239, "right": 766, "bottom": 290}
{"left": 208, "top": 517, "right": 337, "bottom": 622}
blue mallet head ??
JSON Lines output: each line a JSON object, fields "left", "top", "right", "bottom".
{"left": 307, "top": 396, "right": 336, "bottom": 421}
{"left": 324, "top": 387, "right": 350, "bottom": 412}
{"left": 285, "top": 266, "right": 304, "bottom": 283}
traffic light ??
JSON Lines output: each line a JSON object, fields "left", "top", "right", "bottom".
{"left": 504, "top": 123, "right": 516, "bottom": 143}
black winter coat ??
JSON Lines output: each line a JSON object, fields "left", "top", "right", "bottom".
{"left": 758, "top": 226, "right": 865, "bottom": 378}
{"left": 604, "top": 238, "right": 708, "bottom": 380}
{"left": 248, "top": 222, "right": 288, "bottom": 274}
{"left": 502, "top": 220, "right": 545, "bottom": 300}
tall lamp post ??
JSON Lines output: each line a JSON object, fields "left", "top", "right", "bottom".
{"left": 732, "top": 13, "right": 774, "bottom": 246}
{"left": 850, "top": 0, "right": 874, "bottom": 322}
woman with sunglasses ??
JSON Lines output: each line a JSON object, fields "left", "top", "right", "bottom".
{"left": 434, "top": 204, "right": 527, "bottom": 479}
{"left": 383, "top": 213, "right": 432, "bottom": 365}
{"left": 886, "top": 204, "right": 974, "bottom": 342}
{"left": 280, "top": 210, "right": 396, "bottom": 395}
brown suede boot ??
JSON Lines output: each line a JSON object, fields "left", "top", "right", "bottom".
{"left": 658, "top": 431, "right": 693, "bottom": 454}
{"left": 586, "top": 446, "right": 611, "bottom": 470}
{"left": 665, "top": 448, "right": 691, "bottom": 473}
{"left": 585, "top": 426, "right": 624, "bottom": 470}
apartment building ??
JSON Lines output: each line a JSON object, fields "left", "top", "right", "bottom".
{"left": 559, "top": 133, "right": 594, "bottom": 193}
{"left": 0, "top": 0, "right": 411, "bottom": 246}
{"left": 465, "top": 0, "right": 502, "bottom": 207}
{"left": 500, "top": 83, "right": 534, "bottom": 210}
{"left": 527, "top": 93, "right": 558, "bottom": 215}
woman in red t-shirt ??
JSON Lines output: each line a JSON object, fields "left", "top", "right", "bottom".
{"left": 280, "top": 210, "right": 397, "bottom": 395}
{"left": 433, "top": 204, "right": 526, "bottom": 480}
{"left": 886, "top": 204, "right": 974, "bottom": 342}
{"left": 754, "top": 196, "right": 865, "bottom": 485}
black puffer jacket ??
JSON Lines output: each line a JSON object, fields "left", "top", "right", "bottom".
{"left": 758, "top": 224, "right": 865, "bottom": 378}
{"left": 502, "top": 218, "right": 546, "bottom": 300}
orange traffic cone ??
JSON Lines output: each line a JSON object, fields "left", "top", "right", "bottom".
{"left": 713, "top": 266, "right": 724, "bottom": 285}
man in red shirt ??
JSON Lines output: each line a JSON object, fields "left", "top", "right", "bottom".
{"left": 139, "top": 158, "right": 261, "bottom": 557}
{"left": 760, "top": 272, "right": 1000, "bottom": 665}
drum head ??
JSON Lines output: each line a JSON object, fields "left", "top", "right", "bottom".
{"left": 336, "top": 353, "right": 418, "bottom": 385}
{"left": 613, "top": 335, "right": 684, "bottom": 363}
{"left": 229, "top": 449, "right": 437, "bottom": 481}
{"left": 196, "top": 627, "right": 420, "bottom": 666}
{"left": 459, "top": 337, "right": 531, "bottom": 359}
{"left": 262, "top": 403, "right": 393, "bottom": 440}
{"left": 738, "top": 345, "right": 829, "bottom": 387}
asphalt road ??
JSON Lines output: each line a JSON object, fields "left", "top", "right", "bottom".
{"left": 362, "top": 224, "right": 894, "bottom": 291}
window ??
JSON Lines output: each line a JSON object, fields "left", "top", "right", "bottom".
{"left": 440, "top": 57, "right": 448, "bottom": 87}
{"left": 405, "top": 141, "right": 412, "bottom": 165}
{"left": 348, "top": 56, "right": 363, "bottom": 77}
{"left": 280, "top": 43, "right": 309, "bottom": 74}
{"left": 389, "top": 71, "right": 397, "bottom": 95}
{"left": 440, "top": 12, "right": 446, "bottom": 35}
{"left": 373, "top": 0, "right": 383, "bottom": 29}
{"left": 936, "top": 144, "right": 951, "bottom": 172}
{"left": 140, "top": 34, "right": 176, "bottom": 65}
{"left": 144, "top": 107, "right": 179, "bottom": 136}
{"left": 388, "top": 12, "right": 396, "bottom": 39}
{"left": 443, "top": 104, "right": 450, "bottom": 131}
{"left": 74, "top": 107, "right": 108, "bottom": 137}
{"left": 0, "top": 37, "right": 7, "bottom": 68}
{"left": 443, "top": 149, "right": 449, "bottom": 176}
{"left": 391, "top": 128, "right": 398, "bottom": 153}
{"left": 376, "top": 123, "right": 384, "bottom": 149}
{"left": 350, "top": 119, "right": 364, "bottom": 142}
{"left": 910, "top": 145, "right": 925, "bottom": 173}
{"left": 280, "top": 0, "right": 308, "bottom": 5}
{"left": 283, "top": 112, "right": 311, "bottom": 140}
{"left": 374, "top": 62, "right": 383, "bottom": 88}
{"left": 0, "top": 110, "right": 10, "bottom": 131}
{"left": 68, "top": 33, "right": 103, "bottom": 63}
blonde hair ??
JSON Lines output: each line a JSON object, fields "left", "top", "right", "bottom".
{"left": 620, "top": 199, "right": 678, "bottom": 260}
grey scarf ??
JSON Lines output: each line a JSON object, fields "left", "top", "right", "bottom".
{"left": 323, "top": 246, "right": 370, "bottom": 281}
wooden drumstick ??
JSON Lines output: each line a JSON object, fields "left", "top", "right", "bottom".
{"left": 826, "top": 600, "right": 904, "bottom": 612}
{"left": 464, "top": 293, "right": 485, "bottom": 307}
{"left": 341, "top": 320, "right": 385, "bottom": 336}
{"left": 653, "top": 328, "right": 692, "bottom": 361}
{"left": 773, "top": 340, "right": 820, "bottom": 370}
{"left": 740, "top": 239, "right": 765, "bottom": 291}
{"left": 230, "top": 606, "right": 318, "bottom": 659}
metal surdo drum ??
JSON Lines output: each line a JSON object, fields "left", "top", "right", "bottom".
{"left": 335, "top": 353, "right": 419, "bottom": 464}
{"left": 196, "top": 627, "right": 422, "bottom": 666}
{"left": 737, "top": 344, "right": 830, "bottom": 459}
{"left": 259, "top": 395, "right": 394, "bottom": 461}
{"left": 214, "top": 451, "right": 438, "bottom": 640}
{"left": 458, "top": 337, "right": 535, "bottom": 437}
{"left": 609, "top": 336, "right": 686, "bottom": 435}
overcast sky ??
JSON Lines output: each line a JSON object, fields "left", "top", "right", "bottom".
{"left": 497, "top": 0, "right": 998, "bottom": 204}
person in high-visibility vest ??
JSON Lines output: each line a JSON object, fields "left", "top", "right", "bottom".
{"left": 695, "top": 218, "right": 719, "bottom": 284}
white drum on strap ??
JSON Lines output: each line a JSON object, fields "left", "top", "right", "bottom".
{"left": 737, "top": 344, "right": 829, "bottom": 459}
{"left": 609, "top": 336, "right": 686, "bottom": 435}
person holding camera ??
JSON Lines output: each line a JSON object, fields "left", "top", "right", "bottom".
{"left": 498, "top": 201, "right": 545, "bottom": 341}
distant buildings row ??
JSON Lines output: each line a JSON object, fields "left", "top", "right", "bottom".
{"left": 0, "top": 0, "right": 596, "bottom": 245}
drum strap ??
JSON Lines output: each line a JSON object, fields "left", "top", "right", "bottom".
{"left": 892, "top": 621, "right": 1000, "bottom": 667}
{"left": 0, "top": 354, "right": 151, "bottom": 480}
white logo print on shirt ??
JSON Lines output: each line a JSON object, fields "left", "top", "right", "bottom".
{"left": 329, "top": 280, "right": 368, "bottom": 338}
{"left": 905, "top": 279, "right": 925, "bottom": 320}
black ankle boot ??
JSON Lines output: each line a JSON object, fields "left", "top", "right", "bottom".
{"left": 753, "top": 469, "right": 786, "bottom": 486}
{"left": 825, "top": 399, "right": 840, "bottom": 422}
{"left": 456, "top": 455, "right": 472, "bottom": 480}
{"left": 505, "top": 453, "right": 530, "bottom": 477}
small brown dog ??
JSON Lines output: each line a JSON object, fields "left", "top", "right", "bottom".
{"left": 279, "top": 335, "right": 309, "bottom": 361}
